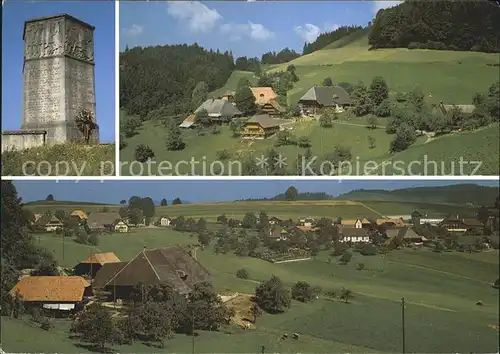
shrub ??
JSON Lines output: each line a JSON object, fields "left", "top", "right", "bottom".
{"left": 395, "top": 92, "right": 407, "bottom": 102}
{"left": 40, "top": 317, "right": 53, "bottom": 331}
{"left": 31, "top": 307, "right": 42, "bottom": 323}
{"left": 340, "top": 249, "right": 353, "bottom": 264}
{"left": 357, "top": 263, "right": 365, "bottom": 270}
{"left": 255, "top": 275, "right": 291, "bottom": 313}
{"left": 291, "top": 281, "right": 316, "bottom": 303}
{"left": 88, "top": 233, "right": 99, "bottom": 246}
{"left": 374, "top": 100, "right": 391, "bottom": 117}
{"left": 360, "top": 244, "right": 377, "bottom": 256}
{"left": 407, "top": 42, "right": 419, "bottom": 50}
{"left": 216, "top": 149, "right": 231, "bottom": 161}
{"left": 236, "top": 268, "right": 249, "bottom": 279}
{"left": 135, "top": 144, "right": 154, "bottom": 163}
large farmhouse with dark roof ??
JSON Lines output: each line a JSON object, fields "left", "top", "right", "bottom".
{"left": 93, "top": 246, "right": 211, "bottom": 298}
{"left": 298, "top": 86, "right": 351, "bottom": 115}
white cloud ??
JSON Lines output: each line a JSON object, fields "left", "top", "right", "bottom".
{"left": 123, "top": 24, "right": 144, "bottom": 37}
{"left": 294, "top": 23, "right": 321, "bottom": 43}
{"left": 372, "top": 1, "right": 402, "bottom": 15}
{"left": 324, "top": 22, "right": 340, "bottom": 32}
{"left": 167, "top": 1, "right": 222, "bottom": 33}
{"left": 220, "top": 22, "right": 274, "bottom": 42}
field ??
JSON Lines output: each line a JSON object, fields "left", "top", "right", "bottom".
{"left": 2, "top": 143, "right": 116, "bottom": 176}
{"left": 3, "top": 226, "right": 499, "bottom": 353}
{"left": 25, "top": 199, "right": 384, "bottom": 221}
{"left": 119, "top": 115, "right": 401, "bottom": 176}
{"left": 267, "top": 34, "right": 499, "bottom": 105}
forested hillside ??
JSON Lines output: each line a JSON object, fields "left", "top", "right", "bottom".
{"left": 369, "top": 0, "right": 500, "bottom": 52}
{"left": 120, "top": 44, "right": 235, "bottom": 119}
{"left": 302, "top": 26, "right": 363, "bottom": 54}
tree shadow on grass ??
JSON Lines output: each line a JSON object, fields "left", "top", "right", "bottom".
{"left": 74, "top": 343, "right": 113, "bottom": 353}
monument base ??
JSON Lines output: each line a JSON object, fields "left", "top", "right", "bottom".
{"left": 1, "top": 130, "right": 47, "bottom": 153}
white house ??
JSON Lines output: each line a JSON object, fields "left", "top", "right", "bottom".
{"left": 299, "top": 217, "right": 315, "bottom": 227}
{"left": 419, "top": 217, "right": 444, "bottom": 226}
{"left": 160, "top": 216, "right": 172, "bottom": 227}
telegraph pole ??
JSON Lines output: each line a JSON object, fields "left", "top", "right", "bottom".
{"left": 401, "top": 297, "right": 406, "bottom": 354}
{"left": 191, "top": 310, "right": 195, "bottom": 354}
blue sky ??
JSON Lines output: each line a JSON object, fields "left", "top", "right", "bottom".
{"left": 120, "top": 1, "right": 400, "bottom": 58}
{"left": 2, "top": 1, "right": 115, "bottom": 143}
{"left": 13, "top": 180, "right": 498, "bottom": 205}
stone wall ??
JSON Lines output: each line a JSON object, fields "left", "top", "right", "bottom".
{"left": 1, "top": 130, "right": 46, "bottom": 153}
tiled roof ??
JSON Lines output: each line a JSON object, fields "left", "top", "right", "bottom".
{"left": 79, "top": 252, "right": 121, "bottom": 265}
{"left": 245, "top": 114, "right": 288, "bottom": 128}
{"left": 250, "top": 87, "right": 277, "bottom": 105}
{"left": 93, "top": 262, "right": 128, "bottom": 289}
{"left": 86, "top": 212, "right": 121, "bottom": 229}
{"left": 70, "top": 210, "right": 88, "bottom": 219}
{"left": 10, "top": 276, "right": 89, "bottom": 302}
{"left": 299, "top": 86, "right": 351, "bottom": 106}
{"left": 194, "top": 98, "right": 242, "bottom": 117}
{"left": 102, "top": 246, "right": 211, "bottom": 294}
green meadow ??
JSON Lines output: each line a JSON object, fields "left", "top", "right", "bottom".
{"left": 3, "top": 227, "right": 499, "bottom": 353}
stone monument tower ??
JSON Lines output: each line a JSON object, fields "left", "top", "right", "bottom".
{"left": 21, "top": 14, "right": 99, "bottom": 144}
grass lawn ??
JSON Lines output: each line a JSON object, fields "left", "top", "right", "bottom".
{"left": 2, "top": 143, "right": 116, "bottom": 176}
{"left": 119, "top": 118, "right": 395, "bottom": 176}
{"left": 4, "top": 228, "right": 499, "bottom": 353}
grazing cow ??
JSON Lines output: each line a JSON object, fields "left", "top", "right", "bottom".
{"left": 293, "top": 333, "right": 299, "bottom": 340}
{"left": 281, "top": 333, "right": 288, "bottom": 340}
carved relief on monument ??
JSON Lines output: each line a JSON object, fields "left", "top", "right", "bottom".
{"left": 24, "top": 19, "right": 64, "bottom": 60}
{"left": 23, "top": 59, "right": 62, "bottom": 124}
{"left": 64, "top": 23, "right": 94, "bottom": 63}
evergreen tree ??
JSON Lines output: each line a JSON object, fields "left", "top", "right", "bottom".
{"left": 234, "top": 86, "right": 257, "bottom": 114}
{"left": 368, "top": 76, "right": 389, "bottom": 106}
{"left": 165, "top": 119, "right": 184, "bottom": 151}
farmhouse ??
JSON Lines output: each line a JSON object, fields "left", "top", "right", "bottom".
{"left": 92, "top": 246, "right": 211, "bottom": 298}
{"left": 299, "top": 217, "right": 316, "bottom": 227}
{"left": 339, "top": 227, "right": 369, "bottom": 243}
{"left": 219, "top": 91, "right": 235, "bottom": 101}
{"left": 70, "top": 210, "right": 88, "bottom": 220}
{"left": 435, "top": 102, "right": 476, "bottom": 116}
{"left": 250, "top": 87, "right": 277, "bottom": 105}
{"left": 295, "top": 225, "right": 319, "bottom": 233}
{"left": 86, "top": 212, "right": 122, "bottom": 232}
{"left": 376, "top": 218, "right": 405, "bottom": 228}
{"left": 194, "top": 98, "right": 242, "bottom": 123}
{"left": 10, "top": 276, "right": 90, "bottom": 312}
{"left": 179, "top": 114, "right": 196, "bottom": 128}
{"left": 40, "top": 215, "right": 64, "bottom": 232}
{"left": 411, "top": 211, "right": 444, "bottom": 225}
{"left": 439, "top": 215, "right": 484, "bottom": 233}
{"left": 160, "top": 216, "right": 172, "bottom": 226}
{"left": 74, "top": 252, "right": 121, "bottom": 277}
{"left": 298, "top": 86, "right": 351, "bottom": 115}
{"left": 398, "top": 227, "right": 427, "bottom": 245}
{"left": 114, "top": 220, "right": 129, "bottom": 232}
{"left": 342, "top": 218, "right": 371, "bottom": 229}
{"left": 269, "top": 228, "right": 289, "bottom": 241}
{"left": 269, "top": 216, "right": 282, "bottom": 225}
{"left": 241, "top": 114, "right": 286, "bottom": 138}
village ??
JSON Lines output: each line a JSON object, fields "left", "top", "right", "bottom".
{"left": 3, "top": 180, "right": 500, "bottom": 353}
{"left": 13, "top": 202, "right": 500, "bottom": 318}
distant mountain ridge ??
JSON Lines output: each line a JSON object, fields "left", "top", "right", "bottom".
{"left": 335, "top": 184, "right": 499, "bottom": 206}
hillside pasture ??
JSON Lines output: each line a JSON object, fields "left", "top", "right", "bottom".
{"left": 6, "top": 228, "right": 499, "bottom": 353}
{"left": 209, "top": 70, "right": 258, "bottom": 98}
{"left": 119, "top": 117, "right": 396, "bottom": 176}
